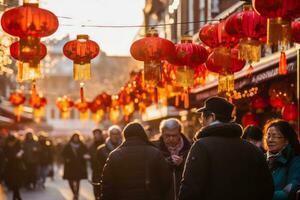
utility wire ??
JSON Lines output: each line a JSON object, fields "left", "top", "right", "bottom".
{"left": 58, "top": 19, "right": 220, "bottom": 28}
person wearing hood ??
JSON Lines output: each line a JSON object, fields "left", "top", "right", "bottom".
{"left": 93, "top": 125, "right": 122, "bottom": 200}
{"left": 62, "top": 132, "right": 90, "bottom": 200}
{"left": 155, "top": 118, "right": 191, "bottom": 200}
{"left": 101, "top": 122, "right": 170, "bottom": 200}
{"left": 179, "top": 96, "right": 274, "bottom": 200}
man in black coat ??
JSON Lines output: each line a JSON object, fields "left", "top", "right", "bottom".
{"left": 101, "top": 122, "right": 170, "bottom": 200}
{"left": 155, "top": 118, "right": 191, "bottom": 200}
{"left": 93, "top": 125, "right": 122, "bottom": 200}
{"left": 89, "top": 128, "right": 105, "bottom": 199}
{"left": 179, "top": 96, "right": 274, "bottom": 200}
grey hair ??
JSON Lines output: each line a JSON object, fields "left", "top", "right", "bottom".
{"left": 108, "top": 125, "right": 122, "bottom": 135}
{"left": 159, "top": 118, "right": 182, "bottom": 133}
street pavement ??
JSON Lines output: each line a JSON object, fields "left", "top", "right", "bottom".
{"left": 2, "top": 166, "right": 95, "bottom": 200}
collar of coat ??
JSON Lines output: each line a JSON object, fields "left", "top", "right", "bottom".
{"left": 195, "top": 122, "right": 243, "bottom": 140}
{"left": 119, "top": 136, "right": 156, "bottom": 148}
{"left": 270, "top": 145, "right": 295, "bottom": 165}
{"left": 158, "top": 133, "right": 191, "bottom": 155}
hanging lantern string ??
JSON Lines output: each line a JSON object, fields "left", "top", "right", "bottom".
{"left": 59, "top": 19, "right": 221, "bottom": 28}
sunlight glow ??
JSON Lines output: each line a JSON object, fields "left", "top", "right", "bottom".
{"left": 40, "top": 0, "right": 145, "bottom": 56}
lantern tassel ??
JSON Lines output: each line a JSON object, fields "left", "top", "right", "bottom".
{"left": 14, "top": 105, "right": 23, "bottom": 122}
{"left": 183, "top": 88, "right": 189, "bottom": 109}
{"left": 246, "top": 64, "right": 254, "bottom": 78}
{"left": 175, "top": 95, "right": 179, "bottom": 107}
{"left": 279, "top": 50, "right": 287, "bottom": 75}
{"left": 31, "top": 81, "right": 37, "bottom": 99}
{"left": 80, "top": 82, "right": 85, "bottom": 103}
{"left": 74, "top": 63, "right": 91, "bottom": 80}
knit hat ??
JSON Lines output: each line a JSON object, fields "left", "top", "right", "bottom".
{"left": 123, "top": 122, "right": 148, "bottom": 141}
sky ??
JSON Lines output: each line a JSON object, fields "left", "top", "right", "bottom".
{"left": 40, "top": 0, "right": 145, "bottom": 56}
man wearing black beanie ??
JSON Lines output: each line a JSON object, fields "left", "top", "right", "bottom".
{"left": 101, "top": 122, "right": 170, "bottom": 200}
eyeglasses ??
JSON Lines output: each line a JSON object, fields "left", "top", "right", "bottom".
{"left": 267, "top": 135, "right": 285, "bottom": 140}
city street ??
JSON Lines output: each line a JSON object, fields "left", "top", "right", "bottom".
{"left": 2, "top": 167, "right": 94, "bottom": 200}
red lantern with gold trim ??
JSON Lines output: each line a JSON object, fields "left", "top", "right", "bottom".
{"left": 10, "top": 41, "right": 47, "bottom": 81}
{"left": 75, "top": 99, "right": 90, "bottom": 121}
{"left": 1, "top": 0, "right": 58, "bottom": 80}
{"left": 29, "top": 93, "right": 47, "bottom": 122}
{"left": 199, "top": 20, "right": 239, "bottom": 48}
{"left": 253, "top": 0, "right": 300, "bottom": 75}
{"left": 282, "top": 102, "right": 298, "bottom": 123}
{"left": 56, "top": 96, "right": 74, "bottom": 119}
{"left": 130, "top": 28, "right": 175, "bottom": 85}
{"left": 168, "top": 35, "right": 208, "bottom": 108}
{"left": 1, "top": 0, "right": 59, "bottom": 38}
{"left": 225, "top": 5, "right": 267, "bottom": 72}
{"left": 63, "top": 35, "right": 100, "bottom": 81}
{"left": 9, "top": 91, "right": 26, "bottom": 121}
{"left": 206, "top": 47, "right": 246, "bottom": 93}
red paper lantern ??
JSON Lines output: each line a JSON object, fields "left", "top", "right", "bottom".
{"left": 1, "top": 1, "right": 58, "bottom": 81}
{"left": 253, "top": 0, "right": 300, "bottom": 75}
{"left": 242, "top": 112, "right": 259, "bottom": 127}
{"left": 251, "top": 96, "right": 268, "bottom": 113}
{"left": 89, "top": 100, "right": 104, "bottom": 124}
{"left": 29, "top": 93, "right": 47, "bottom": 122}
{"left": 63, "top": 35, "right": 100, "bottom": 81}
{"left": 130, "top": 28, "right": 175, "bottom": 84}
{"left": 193, "top": 64, "right": 207, "bottom": 87}
{"left": 93, "top": 92, "right": 112, "bottom": 112}
{"left": 10, "top": 41, "right": 47, "bottom": 81}
{"left": 168, "top": 35, "right": 208, "bottom": 108}
{"left": 10, "top": 41, "right": 47, "bottom": 61}
{"left": 29, "top": 95, "right": 47, "bottom": 109}
{"left": 9, "top": 91, "right": 26, "bottom": 121}
{"left": 9, "top": 91, "right": 26, "bottom": 106}
{"left": 270, "top": 97, "right": 285, "bottom": 111}
{"left": 75, "top": 99, "right": 90, "bottom": 120}
{"left": 282, "top": 102, "right": 298, "bottom": 122}
{"left": 292, "top": 21, "right": 300, "bottom": 44}
{"left": 206, "top": 47, "right": 246, "bottom": 93}
{"left": 1, "top": 1, "right": 58, "bottom": 38}
{"left": 56, "top": 96, "right": 74, "bottom": 119}
{"left": 253, "top": 0, "right": 299, "bottom": 45}
{"left": 225, "top": 5, "right": 267, "bottom": 65}
{"left": 199, "top": 20, "right": 239, "bottom": 48}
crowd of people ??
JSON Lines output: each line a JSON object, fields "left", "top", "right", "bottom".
{"left": 0, "top": 96, "right": 300, "bottom": 200}
{"left": 0, "top": 131, "right": 54, "bottom": 200}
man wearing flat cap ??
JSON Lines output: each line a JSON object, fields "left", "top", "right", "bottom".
{"left": 179, "top": 96, "right": 274, "bottom": 200}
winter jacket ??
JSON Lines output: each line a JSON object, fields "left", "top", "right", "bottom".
{"left": 23, "top": 139, "right": 40, "bottom": 165}
{"left": 93, "top": 139, "right": 117, "bottom": 182}
{"left": 101, "top": 137, "right": 171, "bottom": 200}
{"left": 39, "top": 140, "right": 54, "bottom": 166}
{"left": 3, "top": 141, "right": 26, "bottom": 188}
{"left": 89, "top": 140, "right": 104, "bottom": 177}
{"left": 179, "top": 122, "right": 274, "bottom": 200}
{"left": 62, "top": 142, "right": 88, "bottom": 180}
{"left": 268, "top": 145, "right": 300, "bottom": 200}
{"left": 155, "top": 134, "right": 191, "bottom": 200}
